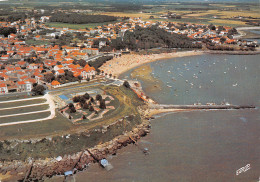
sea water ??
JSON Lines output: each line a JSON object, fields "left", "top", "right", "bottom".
{"left": 75, "top": 54, "right": 260, "bottom": 182}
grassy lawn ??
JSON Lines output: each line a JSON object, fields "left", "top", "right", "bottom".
{"left": 0, "top": 111, "right": 50, "bottom": 123}
{"left": 0, "top": 84, "right": 144, "bottom": 141}
{"left": 0, "top": 99, "right": 46, "bottom": 109}
{"left": 0, "top": 85, "right": 145, "bottom": 160}
{"left": 45, "top": 21, "right": 118, "bottom": 30}
{"left": 0, "top": 104, "right": 49, "bottom": 116}
{"left": 0, "top": 111, "right": 73, "bottom": 141}
{"left": 25, "top": 39, "right": 51, "bottom": 45}
{"left": 0, "top": 94, "right": 34, "bottom": 102}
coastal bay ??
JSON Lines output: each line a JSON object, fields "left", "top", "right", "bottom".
{"left": 100, "top": 51, "right": 204, "bottom": 77}
{"left": 77, "top": 53, "right": 260, "bottom": 182}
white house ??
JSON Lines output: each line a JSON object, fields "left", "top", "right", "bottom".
{"left": 0, "top": 82, "right": 8, "bottom": 94}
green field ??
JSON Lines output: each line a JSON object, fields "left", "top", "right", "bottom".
{"left": 0, "top": 104, "right": 49, "bottom": 116}
{"left": 0, "top": 85, "right": 143, "bottom": 141}
{"left": 0, "top": 99, "right": 46, "bottom": 108}
{"left": 0, "top": 94, "right": 34, "bottom": 102}
{"left": 25, "top": 39, "right": 51, "bottom": 45}
{"left": 0, "top": 111, "right": 50, "bottom": 123}
{"left": 0, "top": 111, "right": 72, "bottom": 141}
{"left": 45, "top": 21, "right": 118, "bottom": 30}
{"left": 0, "top": 84, "right": 144, "bottom": 161}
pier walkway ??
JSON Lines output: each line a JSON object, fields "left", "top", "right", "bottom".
{"left": 149, "top": 104, "right": 255, "bottom": 110}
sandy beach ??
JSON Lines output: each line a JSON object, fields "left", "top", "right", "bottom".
{"left": 100, "top": 50, "right": 204, "bottom": 77}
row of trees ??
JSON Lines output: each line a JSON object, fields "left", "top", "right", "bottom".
{"left": 0, "top": 27, "right": 17, "bottom": 37}
{"left": 88, "top": 56, "right": 113, "bottom": 70}
{"left": 50, "top": 13, "right": 117, "bottom": 24}
{"left": 109, "top": 25, "right": 201, "bottom": 50}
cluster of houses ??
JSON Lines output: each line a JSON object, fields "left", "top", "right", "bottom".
{"left": 0, "top": 61, "right": 38, "bottom": 94}
{"left": 1, "top": 13, "right": 256, "bottom": 94}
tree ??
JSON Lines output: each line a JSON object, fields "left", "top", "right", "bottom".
{"left": 99, "top": 46, "right": 112, "bottom": 53}
{"left": 0, "top": 27, "right": 17, "bottom": 37}
{"left": 90, "top": 97, "right": 94, "bottom": 103}
{"left": 77, "top": 59, "right": 87, "bottom": 67}
{"left": 50, "top": 13, "right": 117, "bottom": 24}
{"left": 73, "top": 96, "right": 81, "bottom": 103}
{"left": 70, "top": 107, "right": 76, "bottom": 113}
{"left": 220, "top": 37, "right": 226, "bottom": 44}
{"left": 83, "top": 92, "right": 90, "bottom": 100}
{"left": 88, "top": 101, "right": 92, "bottom": 106}
{"left": 44, "top": 73, "right": 55, "bottom": 83}
{"left": 89, "top": 106, "right": 94, "bottom": 112}
{"left": 96, "top": 94, "right": 102, "bottom": 101}
{"left": 123, "top": 81, "right": 131, "bottom": 88}
{"left": 83, "top": 103, "right": 89, "bottom": 109}
{"left": 78, "top": 75, "right": 82, "bottom": 81}
{"left": 68, "top": 103, "right": 74, "bottom": 108}
{"left": 31, "top": 85, "right": 45, "bottom": 95}
{"left": 79, "top": 97, "right": 86, "bottom": 104}
{"left": 99, "top": 99, "right": 106, "bottom": 109}
{"left": 82, "top": 115, "right": 86, "bottom": 119}
{"left": 32, "top": 83, "right": 38, "bottom": 87}
{"left": 111, "top": 37, "right": 126, "bottom": 50}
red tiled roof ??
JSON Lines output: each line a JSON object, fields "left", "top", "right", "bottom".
{"left": 51, "top": 80, "right": 60, "bottom": 86}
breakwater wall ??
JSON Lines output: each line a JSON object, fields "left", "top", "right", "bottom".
{"left": 151, "top": 104, "right": 256, "bottom": 110}
{"left": 204, "top": 50, "right": 260, "bottom": 55}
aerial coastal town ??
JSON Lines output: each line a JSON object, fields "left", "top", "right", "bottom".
{"left": 0, "top": 10, "right": 258, "bottom": 95}
{"left": 0, "top": 1, "right": 259, "bottom": 181}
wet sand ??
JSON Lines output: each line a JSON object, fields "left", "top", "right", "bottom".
{"left": 100, "top": 51, "right": 204, "bottom": 77}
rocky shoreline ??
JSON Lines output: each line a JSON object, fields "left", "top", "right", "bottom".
{"left": 0, "top": 118, "right": 151, "bottom": 181}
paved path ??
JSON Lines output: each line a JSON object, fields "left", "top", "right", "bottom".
{"left": 0, "top": 94, "right": 56, "bottom": 127}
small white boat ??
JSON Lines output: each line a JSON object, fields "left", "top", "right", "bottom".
{"left": 168, "top": 71, "right": 171, "bottom": 73}
{"left": 225, "top": 102, "right": 231, "bottom": 106}
{"left": 232, "top": 83, "right": 238, "bottom": 87}
{"left": 100, "top": 159, "right": 113, "bottom": 171}
{"left": 167, "top": 85, "right": 172, "bottom": 88}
